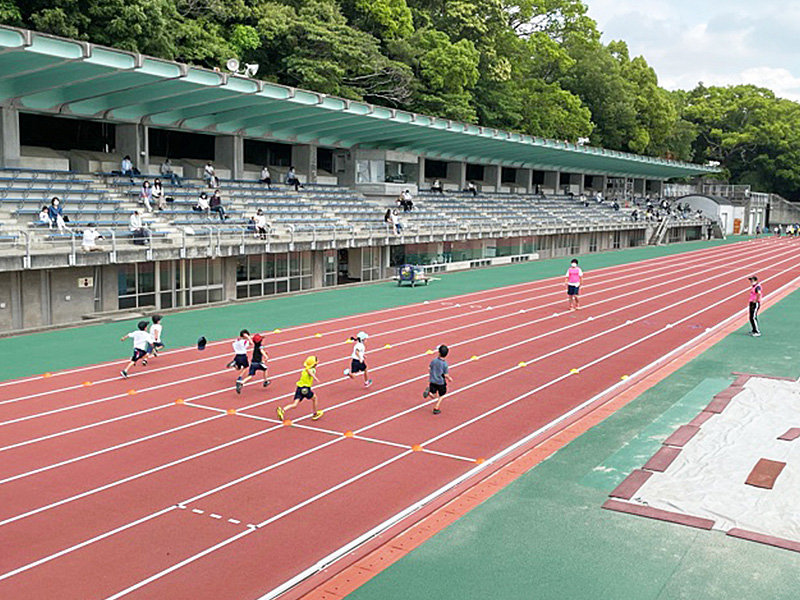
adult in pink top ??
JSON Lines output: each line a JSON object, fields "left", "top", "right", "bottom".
{"left": 565, "top": 259, "right": 584, "bottom": 311}
{"left": 748, "top": 275, "right": 762, "bottom": 336}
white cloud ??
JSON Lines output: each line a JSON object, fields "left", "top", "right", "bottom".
{"left": 584, "top": 0, "right": 800, "bottom": 101}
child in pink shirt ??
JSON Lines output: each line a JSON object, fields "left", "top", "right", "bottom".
{"left": 565, "top": 259, "right": 584, "bottom": 311}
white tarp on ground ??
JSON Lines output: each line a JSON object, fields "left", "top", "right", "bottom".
{"left": 632, "top": 377, "right": 800, "bottom": 541}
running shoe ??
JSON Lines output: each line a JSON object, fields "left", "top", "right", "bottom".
{"left": 312, "top": 410, "right": 324, "bottom": 421}
{"left": 120, "top": 370, "right": 128, "bottom": 379}
{"left": 752, "top": 332, "right": 762, "bottom": 337}
{"left": 277, "top": 406, "right": 285, "bottom": 420}
{"left": 343, "top": 368, "right": 350, "bottom": 376}
{"left": 226, "top": 360, "right": 235, "bottom": 368}
{"left": 142, "top": 358, "right": 148, "bottom": 366}
{"left": 422, "top": 387, "right": 430, "bottom": 398}
{"left": 236, "top": 378, "right": 242, "bottom": 394}
{"left": 432, "top": 408, "right": 441, "bottom": 415}
{"left": 365, "top": 379, "right": 373, "bottom": 388}
{"left": 263, "top": 379, "right": 271, "bottom": 387}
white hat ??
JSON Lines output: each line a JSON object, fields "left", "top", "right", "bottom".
{"left": 357, "top": 331, "right": 368, "bottom": 340}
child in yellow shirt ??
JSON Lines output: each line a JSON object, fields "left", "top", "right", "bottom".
{"left": 277, "top": 356, "right": 323, "bottom": 421}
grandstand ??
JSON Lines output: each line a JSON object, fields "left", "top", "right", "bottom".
{"left": 0, "top": 24, "right": 716, "bottom": 332}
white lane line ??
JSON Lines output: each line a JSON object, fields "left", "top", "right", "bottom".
{"left": 191, "top": 509, "right": 203, "bottom": 515}
{"left": 0, "top": 239, "right": 767, "bottom": 391}
{"left": 5, "top": 249, "right": 797, "bottom": 589}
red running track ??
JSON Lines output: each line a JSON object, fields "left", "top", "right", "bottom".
{"left": 1, "top": 237, "right": 799, "bottom": 600}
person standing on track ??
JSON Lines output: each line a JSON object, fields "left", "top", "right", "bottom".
{"left": 236, "top": 333, "right": 270, "bottom": 393}
{"left": 565, "top": 258, "right": 584, "bottom": 311}
{"left": 278, "top": 356, "right": 324, "bottom": 421}
{"left": 423, "top": 345, "right": 453, "bottom": 415}
{"left": 343, "top": 331, "right": 373, "bottom": 388}
{"left": 120, "top": 321, "right": 154, "bottom": 379}
{"left": 748, "top": 275, "right": 762, "bottom": 337}
{"left": 226, "top": 330, "right": 251, "bottom": 371}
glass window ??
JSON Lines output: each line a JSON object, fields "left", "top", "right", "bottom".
{"left": 191, "top": 259, "right": 207, "bottom": 287}
{"left": 275, "top": 253, "right": 288, "bottom": 278}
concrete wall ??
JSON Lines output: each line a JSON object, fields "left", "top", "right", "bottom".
{"left": 0, "top": 106, "right": 21, "bottom": 168}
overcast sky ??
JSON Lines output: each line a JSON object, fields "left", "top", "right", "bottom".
{"left": 585, "top": 0, "right": 800, "bottom": 101}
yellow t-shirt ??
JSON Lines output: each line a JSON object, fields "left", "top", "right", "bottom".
{"left": 297, "top": 367, "right": 315, "bottom": 388}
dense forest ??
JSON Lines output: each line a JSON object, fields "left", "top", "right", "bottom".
{"left": 3, "top": 0, "right": 800, "bottom": 198}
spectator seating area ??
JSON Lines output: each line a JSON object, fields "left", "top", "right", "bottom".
{"left": 0, "top": 166, "right": 705, "bottom": 253}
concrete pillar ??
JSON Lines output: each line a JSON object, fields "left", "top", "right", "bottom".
{"left": 215, "top": 135, "right": 244, "bottom": 180}
{"left": 223, "top": 256, "right": 238, "bottom": 301}
{"left": 116, "top": 124, "right": 148, "bottom": 173}
{"left": 446, "top": 161, "right": 466, "bottom": 190}
{"left": 633, "top": 178, "right": 646, "bottom": 196}
{"left": 484, "top": 165, "right": 501, "bottom": 192}
{"left": 0, "top": 107, "right": 21, "bottom": 168}
{"left": 649, "top": 180, "right": 665, "bottom": 197}
{"left": 417, "top": 156, "right": 426, "bottom": 187}
{"left": 291, "top": 144, "right": 318, "bottom": 184}
{"left": 312, "top": 250, "right": 324, "bottom": 289}
{"left": 571, "top": 173, "right": 584, "bottom": 194}
{"left": 516, "top": 168, "right": 533, "bottom": 193}
{"left": 543, "top": 171, "right": 559, "bottom": 194}
{"left": 101, "top": 265, "right": 118, "bottom": 312}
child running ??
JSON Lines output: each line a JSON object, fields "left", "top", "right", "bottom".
{"left": 277, "top": 356, "right": 324, "bottom": 421}
{"left": 146, "top": 315, "right": 165, "bottom": 359}
{"left": 120, "top": 321, "right": 154, "bottom": 379}
{"left": 423, "top": 344, "right": 453, "bottom": 415}
{"left": 343, "top": 331, "right": 373, "bottom": 388}
{"left": 226, "top": 330, "right": 251, "bottom": 371}
{"left": 236, "top": 333, "right": 271, "bottom": 393}
{"left": 565, "top": 258, "right": 584, "bottom": 311}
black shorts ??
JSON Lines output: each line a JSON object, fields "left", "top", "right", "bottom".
{"left": 294, "top": 386, "right": 314, "bottom": 401}
{"left": 131, "top": 348, "right": 148, "bottom": 363}
{"left": 351, "top": 359, "right": 367, "bottom": 373}
{"left": 567, "top": 285, "right": 580, "bottom": 296}
{"left": 233, "top": 354, "right": 249, "bottom": 369}
{"left": 152, "top": 341, "right": 165, "bottom": 349}
{"left": 429, "top": 382, "right": 447, "bottom": 397}
{"left": 248, "top": 362, "right": 267, "bottom": 376}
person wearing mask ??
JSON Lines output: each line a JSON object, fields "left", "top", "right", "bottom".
{"left": 129, "top": 210, "right": 147, "bottom": 244}
{"left": 47, "top": 197, "right": 67, "bottom": 232}
{"left": 204, "top": 161, "right": 217, "bottom": 188}
{"left": 121, "top": 155, "right": 134, "bottom": 182}
{"left": 285, "top": 166, "right": 303, "bottom": 192}
{"left": 160, "top": 158, "right": 182, "bottom": 187}
{"left": 260, "top": 166, "right": 272, "bottom": 189}
{"left": 209, "top": 189, "right": 226, "bottom": 221}
{"left": 151, "top": 178, "right": 166, "bottom": 211}
{"left": 39, "top": 205, "right": 51, "bottom": 227}
{"left": 139, "top": 181, "right": 153, "bottom": 213}
{"left": 81, "top": 223, "right": 103, "bottom": 252}
{"left": 431, "top": 179, "right": 444, "bottom": 195}
{"left": 253, "top": 208, "right": 268, "bottom": 238}
{"left": 193, "top": 192, "right": 210, "bottom": 217}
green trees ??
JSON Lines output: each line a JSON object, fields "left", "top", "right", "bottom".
{"left": 4, "top": 0, "right": 800, "bottom": 196}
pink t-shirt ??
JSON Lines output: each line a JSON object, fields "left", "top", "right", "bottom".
{"left": 567, "top": 266, "right": 583, "bottom": 285}
{"left": 749, "top": 282, "right": 762, "bottom": 303}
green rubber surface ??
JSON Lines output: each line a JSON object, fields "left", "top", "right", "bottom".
{"left": 0, "top": 238, "right": 743, "bottom": 381}
{"left": 344, "top": 265, "right": 800, "bottom": 600}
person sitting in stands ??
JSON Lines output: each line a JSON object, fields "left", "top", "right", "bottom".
{"left": 39, "top": 205, "right": 51, "bottom": 227}
{"left": 160, "top": 158, "right": 182, "bottom": 187}
{"left": 129, "top": 209, "right": 147, "bottom": 244}
{"left": 152, "top": 178, "right": 166, "bottom": 211}
{"left": 431, "top": 179, "right": 444, "bottom": 195}
{"left": 401, "top": 189, "right": 414, "bottom": 211}
{"left": 384, "top": 208, "right": 393, "bottom": 228}
{"left": 81, "top": 223, "right": 103, "bottom": 252}
{"left": 209, "top": 189, "right": 226, "bottom": 221}
{"left": 193, "top": 192, "right": 210, "bottom": 216}
{"left": 204, "top": 161, "right": 218, "bottom": 188}
{"left": 285, "top": 166, "right": 303, "bottom": 192}
{"left": 47, "top": 197, "right": 68, "bottom": 232}
{"left": 139, "top": 180, "right": 153, "bottom": 212}
{"left": 253, "top": 208, "right": 268, "bottom": 239}
{"left": 579, "top": 193, "right": 588, "bottom": 207}
{"left": 390, "top": 209, "right": 404, "bottom": 234}
{"left": 121, "top": 155, "right": 134, "bottom": 182}
{"left": 260, "top": 166, "right": 272, "bottom": 189}
{"left": 466, "top": 181, "right": 478, "bottom": 197}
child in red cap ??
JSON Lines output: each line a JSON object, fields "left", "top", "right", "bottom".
{"left": 236, "top": 333, "right": 270, "bottom": 393}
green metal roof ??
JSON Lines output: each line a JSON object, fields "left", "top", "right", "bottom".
{"left": 0, "top": 25, "right": 714, "bottom": 179}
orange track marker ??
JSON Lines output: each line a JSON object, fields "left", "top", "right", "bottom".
{"left": 175, "top": 398, "right": 185, "bottom": 404}
{"left": 518, "top": 361, "right": 527, "bottom": 368}
{"left": 283, "top": 419, "right": 293, "bottom": 426}
{"left": 344, "top": 431, "right": 355, "bottom": 438}
{"left": 227, "top": 408, "right": 236, "bottom": 415}
{"left": 475, "top": 458, "right": 486, "bottom": 464}
{"left": 42, "top": 372, "right": 52, "bottom": 378}
{"left": 126, "top": 389, "right": 137, "bottom": 396}
{"left": 82, "top": 381, "right": 93, "bottom": 387}
{"left": 412, "top": 444, "right": 423, "bottom": 452}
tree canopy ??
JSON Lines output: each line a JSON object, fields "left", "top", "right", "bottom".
{"left": 4, "top": 0, "right": 800, "bottom": 198}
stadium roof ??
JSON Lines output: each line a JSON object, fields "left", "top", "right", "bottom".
{"left": 0, "top": 25, "right": 714, "bottom": 179}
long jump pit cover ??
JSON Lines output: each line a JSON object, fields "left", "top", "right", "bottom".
{"left": 604, "top": 376, "right": 800, "bottom": 552}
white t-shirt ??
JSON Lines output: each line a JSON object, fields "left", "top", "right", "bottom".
{"left": 128, "top": 330, "right": 154, "bottom": 351}
{"left": 82, "top": 229, "right": 100, "bottom": 248}
{"left": 232, "top": 338, "right": 249, "bottom": 355}
{"left": 254, "top": 214, "right": 267, "bottom": 228}
{"left": 150, "top": 323, "right": 163, "bottom": 342}
{"left": 351, "top": 341, "right": 366, "bottom": 362}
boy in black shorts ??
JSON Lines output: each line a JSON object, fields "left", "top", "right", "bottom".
{"left": 343, "top": 331, "right": 373, "bottom": 388}
{"left": 120, "top": 321, "right": 154, "bottom": 379}
{"left": 277, "top": 356, "right": 323, "bottom": 421}
{"left": 236, "top": 333, "right": 270, "bottom": 393}
{"left": 226, "top": 329, "right": 251, "bottom": 371}
{"left": 423, "top": 345, "right": 454, "bottom": 415}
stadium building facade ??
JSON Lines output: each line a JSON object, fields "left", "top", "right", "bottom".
{"left": 0, "top": 25, "right": 716, "bottom": 333}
